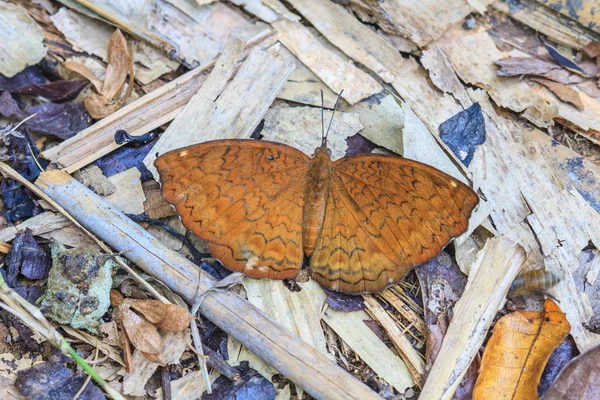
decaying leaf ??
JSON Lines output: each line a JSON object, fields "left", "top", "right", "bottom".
{"left": 544, "top": 43, "right": 587, "bottom": 76}
{"left": 495, "top": 57, "right": 559, "bottom": 77}
{"left": 473, "top": 299, "right": 571, "bottom": 400}
{"left": 531, "top": 77, "right": 585, "bottom": 111}
{"left": 40, "top": 243, "right": 116, "bottom": 334}
{"left": 14, "top": 357, "right": 105, "bottom": 400}
{"left": 6, "top": 228, "right": 50, "bottom": 287}
{"left": 540, "top": 343, "right": 600, "bottom": 400}
{"left": 439, "top": 102, "right": 486, "bottom": 167}
{"left": 582, "top": 41, "right": 600, "bottom": 59}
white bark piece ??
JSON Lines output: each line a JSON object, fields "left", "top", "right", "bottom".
{"left": 0, "top": 2, "right": 47, "bottom": 77}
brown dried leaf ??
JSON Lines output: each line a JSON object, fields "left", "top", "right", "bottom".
{"left": 84, "top": 93, "right": 121, "bottom": 119}
{"left": 582, "top": 41, "right": 600, "bottom": 59}
{"left": 495, "top": 57, "right": 559, "bottom": 77}
{"left": 531, "top": 77, "right": 585, "bottom": 111}
{"left": 110, "top": 289, "right": 124, "bottom": 307}
{"left": 63, "top": 60, "right": 103, "bottom": 92}
{"left": 128, "top": 299, "right": 165, "bottom": 324}
{"left": 101, "top": 29, "right": 129, "bottom": 100}
{"left": 141, "top": 350, "right": 166, "bottom": 366}
{"left": 155, "top": 303, "right": 194, "bottom": 332}
{"left": 119, "top": 304, "right": 162, "bottom": 355}
{"left": 540, "top": 343, "right": 600, "bottom": 400}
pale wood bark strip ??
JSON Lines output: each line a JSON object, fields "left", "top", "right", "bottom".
{"left": 272, "top": 19, "right": 382, "bottom": 105}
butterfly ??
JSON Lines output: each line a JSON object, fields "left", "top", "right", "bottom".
{"left": 154, "top": 92, "right": 479, "bottom": 294}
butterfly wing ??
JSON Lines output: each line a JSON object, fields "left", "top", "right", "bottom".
{"left": 155, "top": 139, "right": 310, "bottom": 279}
{"left": 310, "top": 154, "right": 479, "bottom": 293}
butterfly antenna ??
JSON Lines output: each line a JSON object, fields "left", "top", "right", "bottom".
{"left": 320, "top": 89, "right": 326, "bottom": 146}
{"left": 324, "top": 90, "right": 344, "bottom": 144}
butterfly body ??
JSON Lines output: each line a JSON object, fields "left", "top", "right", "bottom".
{"left": 155, "top": 139, "right": 479, "bottom": 294}
{"left": 303, "top": 144, "right": 333, "bottom": 256}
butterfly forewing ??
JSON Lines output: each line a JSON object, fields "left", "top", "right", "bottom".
{"left": 310, "top": 154, "right": 479, "bottom": 294}
{"left": 155, "top": 140, "right": 310, "bottom": 279}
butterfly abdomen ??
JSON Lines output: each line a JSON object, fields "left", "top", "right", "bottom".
{"left": 302, "top": 148, "right": 333, "bottom": 257}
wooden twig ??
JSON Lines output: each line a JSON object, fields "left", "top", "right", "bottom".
{"left": 419, "top": 236, "right": 526, "bottom": 400}
{"left": 35, "top": 170, "right": 382, "bottom": 400}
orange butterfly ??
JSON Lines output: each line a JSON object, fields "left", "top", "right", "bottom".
{"left": 155, "top": 93, "right": 479, "bottom": 294}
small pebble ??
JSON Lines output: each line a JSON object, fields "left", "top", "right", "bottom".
{"left": 463, "top": 17, "right": 476, "bottom": 30}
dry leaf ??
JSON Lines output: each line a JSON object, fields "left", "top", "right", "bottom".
{"left": 155, "top": 303, "right": 194, "bottom": 332}
{"left": 84, "top": 93, "right": 121, "bottom": 119}
{"left": 128, "top": 299, "right": 193, "bottom": 332}
{"left": 582, "top": 41, "right": 600, "bottom": 59}
{"left": 62, "top": 60, "right": 103, "bottom": 92}
{"left": 119, "top": 304, "right": 163, "bottom": 355}
{"left": 110, "top": 289, "right": 124, "bottom": 307}
{"left": 127, "top": 299, "right": 165, "bottom": 324}
{"left": 495, "top": 57, "right": 559, "bottom": 77}
{"left": 474, "top": 299, "right": 571, "bottom": 400}
{"left": 140, "top": 350, "right": 166, "bottom": 366}
{"left": 102, "top": 29, "right": 129, "bottom": 100}
{"left": 531, "top": 77, "right": 585, "bottom": 111}
{"left": 540, "top": 343, "right": 600, "bottom": 399}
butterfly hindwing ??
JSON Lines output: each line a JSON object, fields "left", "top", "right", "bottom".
{"left": 310, "top": 154, "right": 479, "bottom": 293}
{"left": 155, "top": 140, "right": 310, "bottom": 279}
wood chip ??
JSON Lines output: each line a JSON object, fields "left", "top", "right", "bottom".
{"left": 286, "top": 0, "right": 404, "bottom": 83}
{"left": 340, "top": 94, "right": 405, "bottom": 156}
{"left": 261, "top": 107, "right": 363, "bottom": 160}
{"left": 351, "top": 0, "right": 474, "bottom": 47}
{"left": 273, "top": 18, "right": 382, "bottom": 104}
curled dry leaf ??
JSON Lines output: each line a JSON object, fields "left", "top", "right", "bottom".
{"left": 63, "top": 60, "right": 103, "bottom": 92}
{"left": 540, "top": 343, "right": 600, "bottom": 400}
{"left": 119, "top": 303, "right": 163, "bottom": 356}
{"left": 102, "top": 29, "right": 129, "bottom": 100}
{"left": 531, "top": 77, "right": 585, "bottom": 111}
{"left": 84, "top": 93, "right": 122, "bottom": 119}
{"left": 83, "top": 29, "right": 134, "bottom": 119}
{"left": 128, "top": 299, "right": 194, "bottom": 332}
{"left": 474, "top": 299, "right": 571, "bottom": 400}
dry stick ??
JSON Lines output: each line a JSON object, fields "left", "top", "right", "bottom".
{"left": 35, "top": 170, "right": 382, "bottom": 400}
{"left": 0, "top": 162, "right": 213, "bottom": 392}
{"left": 0, "top": 274, "right": 125, "bottom": 400}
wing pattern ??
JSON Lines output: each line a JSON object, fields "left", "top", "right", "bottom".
{"left": 310, "top": 154, "right": 479, "bottom": 293}
{"left": 155, "top": 140, "right": 310, "bottom": 279}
